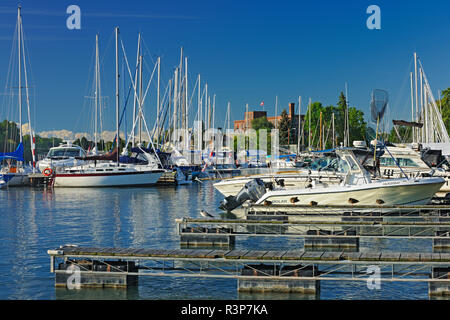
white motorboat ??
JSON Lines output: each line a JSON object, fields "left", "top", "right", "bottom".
{"left": 378, "top": 144, "right": 450, "bottom": 193}
{"left": 214, "top": 155, "right": 344, "bottom": 197}
{"left": 219, "top": 149, "right": 445, "bottom": 211}
{"left": 37, "top": 143, "right": 87, "bottom": 173}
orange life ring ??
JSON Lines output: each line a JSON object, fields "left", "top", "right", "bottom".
{"left": 43, "top": 168, "right": 53, "bottom": 176}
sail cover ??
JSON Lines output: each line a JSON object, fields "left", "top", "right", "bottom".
{"left": 0, "top": 142, "right": 24, "bottom": 162}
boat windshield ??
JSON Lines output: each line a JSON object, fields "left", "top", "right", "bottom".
{"left": 47, "top": 148, "right": 82, "bottom": 158}
{"left": 308, "top": 157, "right": 339, "bottom": 171}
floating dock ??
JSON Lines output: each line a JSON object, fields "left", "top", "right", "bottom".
{"left": 48, "top": 245, "right": 450, "bottom": 296}
{"left": 28, "top": 173, "right": 53, "bottom": 188}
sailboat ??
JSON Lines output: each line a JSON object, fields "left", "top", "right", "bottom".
{"left": 0, "top": 6, "right": 37, "bottom": 187}
{"left": 52, "top": 28, "right": 165, "bottom": 187}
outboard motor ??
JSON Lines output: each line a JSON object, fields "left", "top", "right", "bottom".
{"left": 219, "top": 178, "right": 267, "bottom": 211}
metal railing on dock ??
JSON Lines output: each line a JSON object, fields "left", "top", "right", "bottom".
{"left": 48, "top": 245, "right": 450, "bottom": 295}
{"left": 175, "top": 217, "right": 450, "bottom": 240}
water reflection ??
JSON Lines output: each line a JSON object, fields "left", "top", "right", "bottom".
{"left": 0, "top": 181, "right": 438, "bottom": 300}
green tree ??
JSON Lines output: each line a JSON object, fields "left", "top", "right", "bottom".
{"left": 278, "top": 109, "right": 292, "bottom": 146}
{"left": 252, "top": 116, "right": 274, "bottom": 131}
{"left": 438, "top": 88, "right": 450, "bottom": 133}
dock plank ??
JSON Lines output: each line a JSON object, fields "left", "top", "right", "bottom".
{"left": 241, "top": 250, "right": 270, "bottom": 260}
{"left": 262, "top": 250, "right": 287, "bottom": 260}
{"left": 300, "top": 251, "right": 324, "bottom": 260}
{"left": 341, "top": 252, "right": 362, "bottom": 261}
{"left": 380, "top": 252, "right": 401, "bottom": 262}
{"left": 359, "top": 252, "right": 381, "bottom": 261}
{"left": 281, "top": 250, "right": 305, "bottom": 260}
{"left": 225, "top": 250, "right": 250, "bottom": 259}
{"left": 321, "top": 252, "right": 343, "bottom": 261}
{"left": 205, "top": 250, "right": 229, "bottom": 258}
{"left": 400, "top": 253, "right": 421, "bottom": 262}
{"left": 440, "top": 253, "right": 450, "bottom": 262}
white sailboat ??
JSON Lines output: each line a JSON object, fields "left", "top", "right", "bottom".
{"left": 52, "top": 28, "right": 165, "bottom": 187}
{"left": 0, "top": 6, "right": 37, "bottom": 187}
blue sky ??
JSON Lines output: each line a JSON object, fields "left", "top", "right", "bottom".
{"left": 0, "top": 0, "right": 449, "bottom": 137}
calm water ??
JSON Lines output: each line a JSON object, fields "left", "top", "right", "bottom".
{"left": 0, "top": 181, "right": 439, "bottom": 300}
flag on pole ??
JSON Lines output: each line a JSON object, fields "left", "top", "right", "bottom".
{"left": 260, "top": 101, "right": 264, "bottom": 106}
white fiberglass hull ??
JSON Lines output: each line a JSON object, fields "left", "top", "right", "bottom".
{"left": 255, "top": 177, "right": 445, "bottom": 207}
{"left": 53, "top": 169, "right": 165, "bottom": 187}
{"left": 214, "top": 172, "right": 343, "bottom": 197}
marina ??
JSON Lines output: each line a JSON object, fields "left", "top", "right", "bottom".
{"left": 1, "top": 1, "right": 450, "bottom": 304}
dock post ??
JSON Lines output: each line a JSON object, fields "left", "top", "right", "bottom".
{"left": 238, "top": 264, "right": 320, "bottom": 295}
{"left": 429, "top": 267, "right": 450, "bottom": 297}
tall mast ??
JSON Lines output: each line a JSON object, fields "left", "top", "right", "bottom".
{"left": 275, "top": 96, "right": 278, "bottom": 130}
{"left": 17, "top": 6, "right": 22, "bottom": 143}
{"left": 414, "top": 52, "right": 419, "bottom": 142}
{"left": 319, "top": 111, "right": 323, "bottom": 150}
{"left": 332, "top": 112, "right": 335, "bottom": 149}
{"left": 308, "top": 98, "right": 311, "bottom": 149}
{"left": 184, "top": 56, "right": 188, "bottom": 150}
{"left": 420, "top": 67, "right": 425, "bottom": 142}
{"left": 345, "top": 82, "right": 349, "bottom": 147}
{"left": 138, "top": 54, "right": 143, "bottom": 144}
{"left": 115, "top": 26, "right": 120, "bottom": 164}
{"left": 156, "top": 56, "right": 160, "bottom": 146}
{"left": 410, "top": 72, "right": 415, "bottom": 143}
{"left": 94, "top": 33, "right": 99, "bottom": 150}
{"left": 132, "top": 33, "right": 141, "bottom": 147}
{"left": 297, "top": 96, "right": 301, "bottom": 153}
{"left": 212, "top": 94, "right": 216, "bottom": 131}
{"left": 205, "top": 83, "right": 208, "bottom": 131}
{"left": 197, "top": 74, "right": 202, "bottom": 150}
{"left": 173, "top": 68, "right": 179, "bottom": 145}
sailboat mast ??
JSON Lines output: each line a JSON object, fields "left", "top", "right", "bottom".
{"left": 172, "top": 68, "right": 178, "bottom": 145}
{"left": 332, "top": 112, "right": 335, "bottom": 149}
{"left": 139, "top": 54, "right": 143, "bottom": 144}
{"left": 410, "top": 72, "right": 415, "bottom": 143}
{"left": 275, "top": 96, "right": 278, "bottom": 130}
{"left": 297, "top": 96, "right": 301, "bottom": 153}
{"left": 308, "top": 98, "right": 311, "bottom": 149}
{"left": 132, "top": 33, "right": 141, "bottom": 147}
{"left": 156, "top": 56, "right": 160, "bottom": 147}
{"left": 94, "top": 34, "right": 99, "bottom": 149}
{"left": 115, "top": 26, "right": 120, "bottom": 165}
{"left": 414, "top": 52, "right": 419, "bottom": 142}
{"left": 17, "top": 6, "right": 22, "bottom": 143}
{"left": 198, "top": 74, "right": 202, "bottom": 151}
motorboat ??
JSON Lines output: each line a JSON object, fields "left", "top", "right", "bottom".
{"left": 214, "top": 154, "right": 345, "bottom": 197}
{"left": 37, "top": 143, "right": 87, "bottom": 173}
{"left": 219, "top": 149, "right": 445, "bottom": 211}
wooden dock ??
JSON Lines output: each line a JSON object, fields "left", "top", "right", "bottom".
{"left": 48, "top": 245, "right": 450, "bottom": 295}
{"left": 28, "top": 173, "right": 53, "bottom": 188}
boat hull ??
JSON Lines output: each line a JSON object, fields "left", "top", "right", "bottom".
{"left": 53, "top": 170, "right": 165, "bottom": 187}
{"left": 214, "top": 173, "right": 343, "bottom": 197}
{"left": 255, "top": 177, "right": 445, "bottom": 207}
